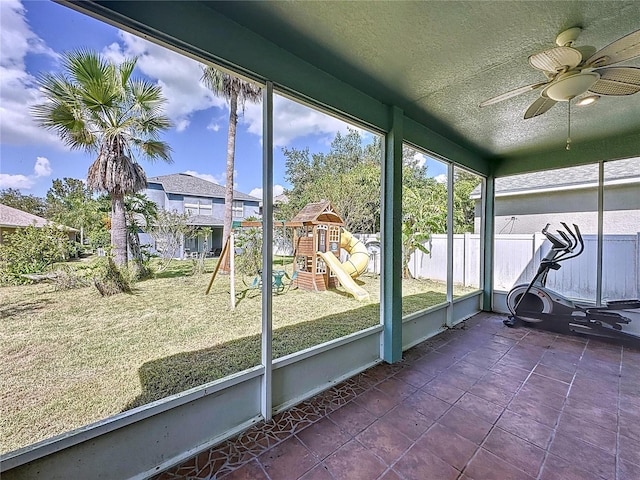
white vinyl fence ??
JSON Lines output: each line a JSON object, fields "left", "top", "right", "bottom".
{"left": 492, "top": 233, "right": 640, "bottom": 301}
{"left": 407, "top": 234, "right": 481, "bottom": 288}
{"left": 402, "top": 233, "right": 639, "bottom": 302}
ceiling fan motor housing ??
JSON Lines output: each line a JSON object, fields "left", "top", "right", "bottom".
{"left": 556, "top": 27, "right": 582, "bottom": 47}
{"left": 544, "top": 71, "right": 601, "bottom": 101}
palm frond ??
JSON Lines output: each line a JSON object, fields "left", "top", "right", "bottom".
{"left": 64, "top": 50, "right": 109, "bottom": 91}
{"left": 33, "top": 48, "right": 171, "bottom": 204}
{"left": 129, "top": 79, "right": 164, "bottom": 107}
{"left": 118, "top": 57, "right": 137, "bottom": 88}
{"left": 131, "top": 138, "right": 173, "bottom": 163}
{"left": 201, "top": 66, "right": 226, "bottom": 98}
{"left": 200, "top": 65, "right": 262, "bottom": 107}
{"left": 136, "top": 114, "right": 173, "bottom": 136}
{"left": 88, "top": 151, "right": 147, "bottom": 196}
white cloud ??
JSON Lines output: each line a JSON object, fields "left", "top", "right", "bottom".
{"left": 104, "top": 32, "right": 226, "bottom": 131}
{"left": 414, "top": 153, "right": 428, "bottom": 168}
{"left": 242, "top": 95, "right": 357, "bottom": 147}
{"left": 0, "top": 0, "right": 56, "bottom": 67}
{"left": 249, "top": 184, "right": 284, "bottom": 200}
{"left": 0, "top": 156, "right": 54, "bottom": 189}
{"left": 174, "top": 118, "right": 190, "bottom": 133}
{"left": 0, "top": 173, "right": 34, "bottom": 189}
{"left": 33, "top": 156, "right": 51, "bottom": 177}
{"left": 184, "top": 170, "right": 224, "bottom": 185}
{"left": 0, "top": 0, "right": 61, "bottom": 147}
{"left": 434, "top": 174, "right": 447, "bottom": 184}
{"left": 207, "top": 122, "right": 221, "bottom": 132}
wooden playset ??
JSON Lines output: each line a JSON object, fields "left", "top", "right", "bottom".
{"left": 289, "top": 200, "right": 344, "bottom": 292}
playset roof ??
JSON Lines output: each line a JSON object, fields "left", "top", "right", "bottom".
{"left": 290, "top": 200, "right": 344, "bottom": 226}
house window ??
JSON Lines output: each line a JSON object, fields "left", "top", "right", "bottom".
{"left": 184, "top": 197, "right": 212, "bottom": 216}
{"left": 232, "top": 200, "right": 243, "bottom": 218}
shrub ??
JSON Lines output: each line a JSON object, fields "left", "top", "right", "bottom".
{"left": 50, "top": 265, "right": 90, "bottom": 291}
{"left": 0, "top": 224, "right": 74, "bottom": 285}
{"left": 234, "top": 227, "right": 263, "bottom": 276}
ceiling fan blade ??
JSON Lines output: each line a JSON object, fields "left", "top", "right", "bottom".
{"left": 589, "top": 67, "right": 640, "bottom": 95}
{"left": 479, "top": 82, "right": 548, "bottom": 107}
{"left": 586, "top": 29, "right": 640, "bottom": 67}
{"left": 524, "top": 96, "right": 557, "bottom": 119}
{"left": 529, "top": 46, "right": 582, "bottom": 72}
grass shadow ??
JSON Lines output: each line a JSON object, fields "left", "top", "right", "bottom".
{"left": 123, "top": 291, "right": 445, "bottom": 411}
{"left": 0, "top": 298, "right": 51, "bottom": 319}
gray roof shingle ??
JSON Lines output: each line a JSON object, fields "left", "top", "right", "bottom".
{"left": 0, "top": 204, "right": 78, "bottom": 231}
{"left": 188, "top": 214, "right": 224, "bottom": 226}
{"left": 471, "top": 157, "right": 639, "bottom": 197}
{"left": 148, "top": 173, "right": 259, "bottom": 202}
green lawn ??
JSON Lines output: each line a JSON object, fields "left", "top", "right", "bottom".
{"left": 0, "top": 258, "right": 469, "bottom": 454}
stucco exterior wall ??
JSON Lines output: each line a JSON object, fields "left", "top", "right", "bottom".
{"left": 145, "top": 184, "right": 166, "bottom": 208}
{"left": 474, "top": 183, "right": 640, "bottom": 234}
{"left": 140, "top": 186, "right": 260, "bottom": 258}
{"left": 243, "top": 201, "right": 260, "bottom": 218}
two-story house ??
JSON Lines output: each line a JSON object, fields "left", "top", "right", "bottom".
{"left": 470, "top": 157, "right": 640, "bottom": 234}
{"left": 141, "top": 173, "right": 260, "bottom": 258}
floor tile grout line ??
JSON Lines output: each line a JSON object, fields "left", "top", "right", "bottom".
{"left": 217, "top": 381, "right": 375, "bottom": 479}
{"left": 157, "top": 316, "right": 632, "bottom": 480}
{"left": 534, "top": 335, "right": 589, "bottom": 480}
{"left": 372, "top": 334, "right": 497, "bottom": 480}
{"left": 248, "top": 367, "right": 408, "bottom": 478}
{"left": 415, "top": 323, "right": 533, "bottom": 479}
{"left": 288, "top": 340, "right": 451, "bottom": 479}
{"left": 615, "top": 345, "right": 623, "bottom": 480}
{"left": 458, "top": 329, "right": 557, "bottom": 480}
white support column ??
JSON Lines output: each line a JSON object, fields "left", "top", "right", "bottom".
{"left": 261, "top": 81, "right": 274, "bottom": 420}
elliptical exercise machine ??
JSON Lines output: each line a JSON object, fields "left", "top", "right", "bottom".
{"left": 504, "top": 222, "right": 640, "bottom": 344}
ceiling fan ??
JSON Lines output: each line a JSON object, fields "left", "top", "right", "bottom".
{"left": 479, "top": 27, "right": 640, "bottom": 119}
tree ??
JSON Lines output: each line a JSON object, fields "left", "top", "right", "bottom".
{"left": 32, "top": 50, "right": 172, "bottom": 266}
{"left": 0, "top": 189, "right": 47, "bottom": 217}
{"left": 148, "top": 209, "right": 194, "bottom": 272}
{"left": 124, "top": 193, "right": 158, "bottom": 278}
{"left": 401, "top": 186, "right": 432, "bottom": 279}
{"left": 45, "top": 178, "right": 102, "bottom": 244}
{"left": 200, "top": 67, "right": 262, "bottom": 247}
{"left": 234, "top": 226, "right": 263, "bottom": 277}
{"left": 453, "top": 169, "right": 482, "bottom": 233}
{"left": 281, "top": 128, "right": 382, "bottom": 232}
{"left": 401, "top": 183, "right": 447, "bottom": 278}
{"left": 0, "top": 224, "right": 73, "bottom": 284}
{"left": 191, "top": 226, "right": 212, "bottom": 274}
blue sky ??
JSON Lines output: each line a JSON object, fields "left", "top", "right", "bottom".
{"left": 0, "top": 0, "right": 445, "bottom": 200}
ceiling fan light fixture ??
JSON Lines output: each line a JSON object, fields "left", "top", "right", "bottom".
{"left": 544, "top": 72, "right": 600, "bottom": 101}
{"left": 576, "top": 94, "right": 600, "bottom": 106}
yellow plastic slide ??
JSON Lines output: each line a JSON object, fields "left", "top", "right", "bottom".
{"left": 317, "top": 229, "right": 370, "bottom": 301}
{"left": 339, "top": 229, "right": 370, "bottom": 278}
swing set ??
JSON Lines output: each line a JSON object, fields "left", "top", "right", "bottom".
{"left": 204, "top": 220, "right": 296, "bottom": 308}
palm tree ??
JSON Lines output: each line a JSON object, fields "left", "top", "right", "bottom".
{"left": 124, "top": 193, "right": 159, "bottom": 278}
{"left": 32, "top": 50, "right": 172, "bottom": 266}
{"left": 200, "top": 67, "right": 261, "bottom": 248}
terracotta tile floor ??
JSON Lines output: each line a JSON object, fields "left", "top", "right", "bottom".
{"left": 152, "top": 313, "right": 640, "bottom": 480}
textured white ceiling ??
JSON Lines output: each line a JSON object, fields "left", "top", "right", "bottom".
{"left": 208, "top": 1, "right": 640, "bottom": 157}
